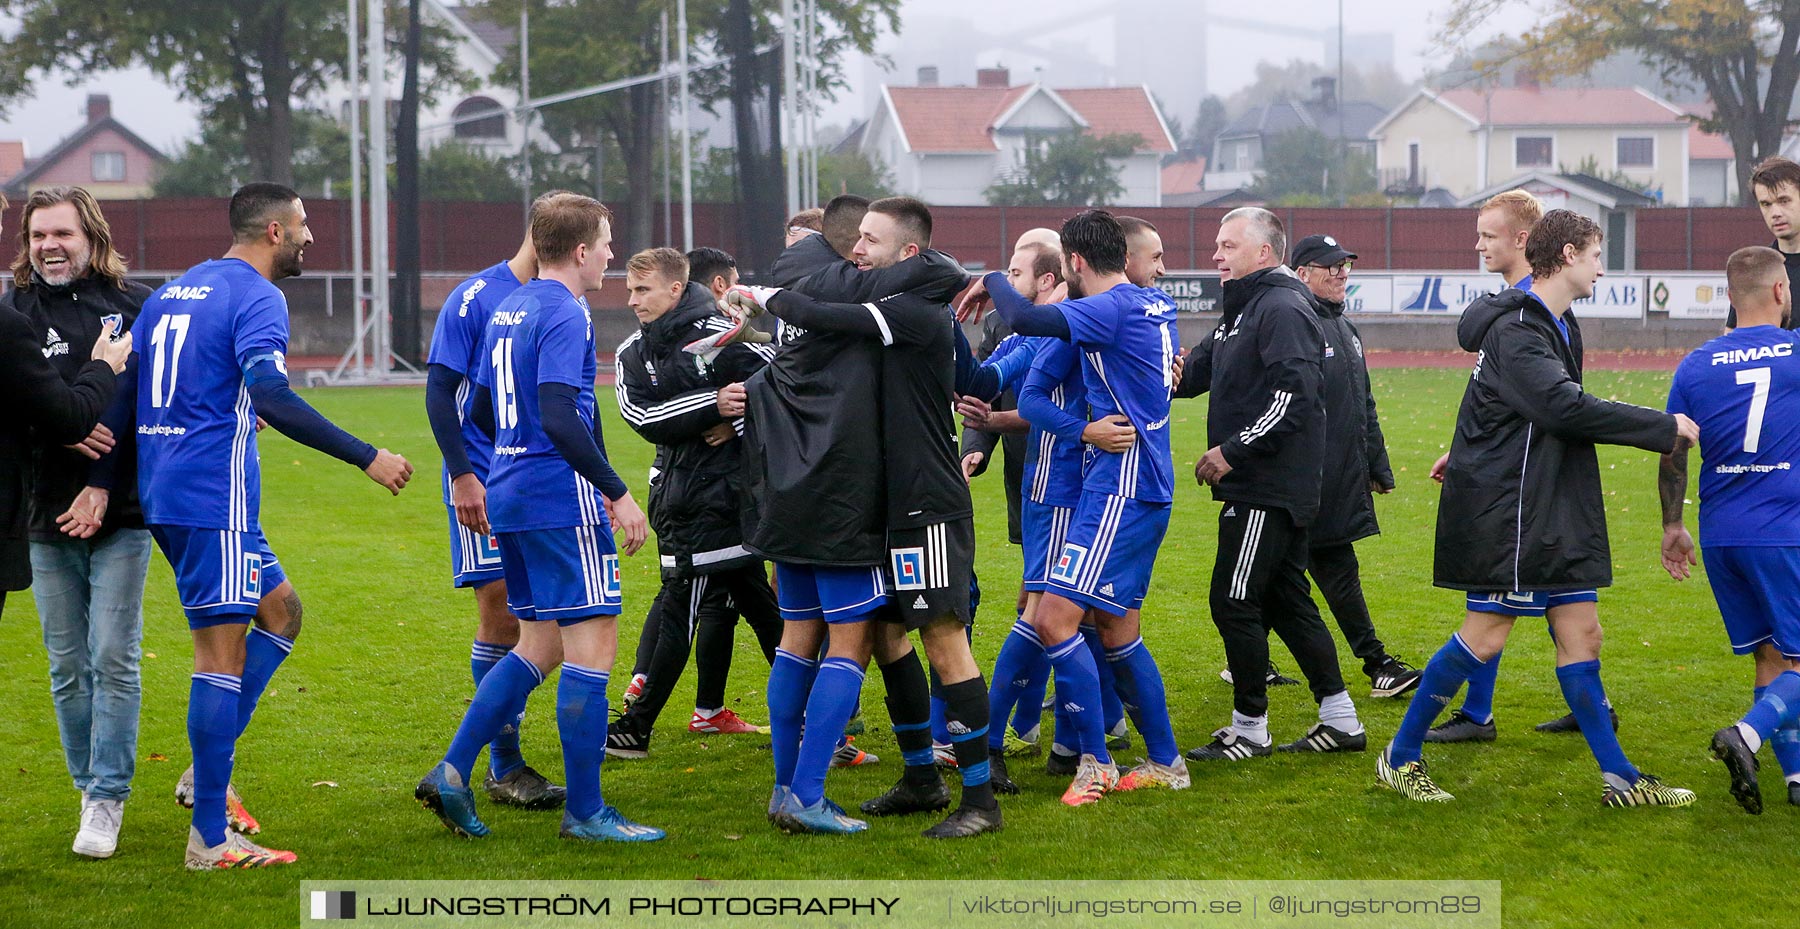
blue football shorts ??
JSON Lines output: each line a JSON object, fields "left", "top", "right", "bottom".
{"left": 1465, "top": 589, "right": 1598, "bottom": 618}
{"left": 149, "top": 524, "right": 288, "bottom": 629}
{"left": 1045, "top": 492, "right": 1171, "bottom": 616}
{"left": 497, "top": 525, "right": 621, "bottom": 626}
{"left": 1021, "top": 499, "right": 1075, "bottom": 593}
{"left": 1703, "top": 546, "right": 1800, "bottom": 658}
{"left": 774, "top": 562, "right": 889, "bottom": 623}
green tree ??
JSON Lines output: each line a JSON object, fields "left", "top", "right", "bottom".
{"left": 816, "top": 149, "right": 895, "bottom": 200}
{"left": 420, "top": 143, "right": 521, "bottom": 202}
{"left": 0, "top": 1, "right": 467, "bottom": 185}
{"left": 984, "top": 132, "right": 1142, "bottom": 207}
{"left": 1249, "top": 127, "right": 1378, "bottom": 206}
{"left": 1442, "top": 0, "right": 1800, "bottom": 198}
{"left": 155, "top": 110, "right": 352, "bottom": 198}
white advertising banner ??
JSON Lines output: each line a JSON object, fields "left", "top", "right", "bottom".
{"left": 1649, "top": 275, "right": 1732, "bottom": 319}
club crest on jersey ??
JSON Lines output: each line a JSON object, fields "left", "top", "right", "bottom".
{"left": 100, "top": 314, "right": 124, "bottom": 340}
{"left": 891, "top": 547, "right": 927, "bottom": 590}
{"left": 245, "top": 553, "right": 263, "bottom": 599}
{"left": 603, "top": 554, "right": 622, "bottom": 599}
{"left": 1050, "top": 543, "right": 1089, "bottom": 585}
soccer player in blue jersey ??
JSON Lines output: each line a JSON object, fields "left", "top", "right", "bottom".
{"left": 959, "top": 209, "right": 1187, "bottom": 804}
{"left": 80, "top": 184, "right": 414, "bottom": 868}
{"left": 416, "top": 192, "right": 661, "bottom": 844}
{"left": 1378, "top": 210, "right": 1696, "bottom": 807}
{"left": 1662, "top": 245, "right": 1800, "bottom": 813}
{"left": 423, "top": 207, "right": 567, "bottom": 811}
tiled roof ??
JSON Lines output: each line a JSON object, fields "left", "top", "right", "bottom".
{"left": 0, "top": 141, "right": 25, "bottom": 182}
{"left": 883, "top": 84, "right": 1173, "bottom": 154}
{"left": 1161, "top": 157, "right": 1206, "bottom": 195}
{"left": 1435, "top": 86, "right": 1684, "bottom": 126}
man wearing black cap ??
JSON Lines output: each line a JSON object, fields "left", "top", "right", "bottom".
{"left": 1290, "top": 234, "right": 1419, "bottom": 699}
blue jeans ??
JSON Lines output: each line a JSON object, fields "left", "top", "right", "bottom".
{"left": 32, "top": 530, "right": 152, "bottom": 802}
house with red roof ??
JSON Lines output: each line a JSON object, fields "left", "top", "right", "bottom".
{"left": 5, "top": 95, "right": 167, "bottom": 200}
{"left": 1370, "top": 81, "right": 1733, "bottom": 205}
{"left": 860, "top": 66, "right": 1175, "bottom": 206}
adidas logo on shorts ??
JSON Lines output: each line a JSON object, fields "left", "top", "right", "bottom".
{"left": 912, "top": 595, "right": 928, "bottom": 610}
{"left": 1223, "top": 505, "right": 1236, "bottom": 517}
{"left": 1099, "top": 583, "right": 1115, "bottom": 597}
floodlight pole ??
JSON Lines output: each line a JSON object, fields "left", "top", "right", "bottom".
{"left": 348, "top": 0, "right": 366, "bottom": 379}
{"left": 367, "top": 0, "right": 390, "bottom": 371}
{"left": 782, "top": 0, "right": 799, "bottom": 217}
{"left": 520, "top": 3, "right": 532, "bottom": 215}
{"left": 679, "top": 0, "right": 694, "bottom": 251}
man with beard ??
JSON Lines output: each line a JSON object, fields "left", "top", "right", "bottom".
{"left": 79, "top": 183, "right": 414, "bottom": 868}
{"left": 2, "top": 187, "right": 151, "bottom": 859}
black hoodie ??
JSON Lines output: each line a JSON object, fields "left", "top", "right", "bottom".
{"left": 1177, "top": 265, "right": 1327, "bottom": 524}
{"left": 614, "top": 282, "right": 773, "bottom": 575}
{"left": 1434, "top": 287, "right": 1675, "bottom": 592}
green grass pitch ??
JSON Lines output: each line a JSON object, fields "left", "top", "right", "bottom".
{"left": 0, "top": 368, "right": 1779, "bottom": 928}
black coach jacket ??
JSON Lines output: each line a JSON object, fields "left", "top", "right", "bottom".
{"left": 1311, "top": 295, "right": 1393, "bottom": 547}
{"left": 0, "top": 302, "right": 117, "bottom": 589}
{"left": 4, "top": 274, "right": 152, "bottom": 542}
{"left": 1434, "top": 288, "right": 1675, "bottom": 592}
{"left": 616, "top": 283, "right": 771, "bottom": 577}
{"left": 1177, "top": 265, "right": 1327, "bottom": 525}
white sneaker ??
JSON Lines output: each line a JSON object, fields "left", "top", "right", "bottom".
{"left": 73, "top": 795, "right": 123, "bottom": 859}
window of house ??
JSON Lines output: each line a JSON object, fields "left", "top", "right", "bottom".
{"left": 91, "top": 151, "right": 125, "bottom": 182}
{"left": 1408, "top": 142, "right": 1420, "bottom": 183}
{"left": 1617, "top": 136, "right": 1654, "bottom": 167}
{"left": 451, "top": 96, "right": 507, "bottom": 140}
{"left": 1515, "top": 136, "right": 1553, "bottom": 168}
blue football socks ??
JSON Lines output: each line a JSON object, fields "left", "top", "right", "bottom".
{"left": 792, "top": 657, "right": 866, "bottom": 807}
{"left": 1104, "top": 636, "right": 1178, "bottom": 766}
{"left": 1044, "top": 633, "right": 1109, "bottom": 765}
{"left": 1389, "top": 633, "right": 1483, "bottom": 767}
{"left": 443, "top": 651, "right": 544, "bottom": 787}
{"left": 1556, "top": 659, "right": 1638, "bottom": 785}
{"left": 235, "top": 627, "right": 293, "bottom": 739}
{"left": 471, "top": 640, "right": 526, "bottom": 779}
{"left": 556, "top": 663, "right": 610, "bottom": 822}
{"left": 188, "top": 673, "right": 242, "bottom": 847}
{"left": 1459, "top": 647, "right": 1502, "bottom": 724}
{"left": 766, "top": 648, "right": 818, "bottom": 788}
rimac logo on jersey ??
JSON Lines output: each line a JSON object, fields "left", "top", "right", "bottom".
{"left": 1049, "top": 543, "right": 1089, "bottom": 586}
{"left": 891, "top": 547, "right": 927, "bottom": 590}
{"left": 1712, "top": 343, "right": 1793, "bottom": 365}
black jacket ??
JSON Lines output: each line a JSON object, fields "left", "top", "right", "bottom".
{"left": 615, "top": 282, "right": 772, "bottom": 576}
{"left": 1310, "top": 296, "right": 1393, "bottom": 547}
{"left": 1434, "top": 289, "right": 1676, "bottom": 592}
{"left": 743, "top": 238, "right": 965, "bottom": 564}
{"left": 0, "top": 302, "right": 119, "bottom": 589}
{"left": 1177, "top": 266, "right": 1326, "bottom": 524}
{"left": 2, "top": 275, "right": 152, "bottom": 542}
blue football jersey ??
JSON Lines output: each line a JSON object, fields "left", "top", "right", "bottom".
{"left": 474, "top": 279, "right": 607, "bottom": 533}
{"left": 133, "top": 258, "right": 287, "bottom": 531}
{"left": 427, "top": 261, "right": 525, "bottom": 496}
{"left": 1059, "top": 282, "right": 1180, "bottom": 503}
{"left": 1021, "top": 338, "right": 1087, "bottom": 508}
{"left": 1667, "top": 325, "right": 1800, "bottom": 546}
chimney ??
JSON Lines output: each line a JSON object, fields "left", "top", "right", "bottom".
{"left": 917, "top": 65, "right": 939, "bottom": 87}
{"left": 976, "top": 66, "right": 1010, "bottom": 88}
{"left": 86, "top": 94, "right": 111, "bottom": 124}
{"left": 1312, "top": 76, "right": 1338, "bottom": 113}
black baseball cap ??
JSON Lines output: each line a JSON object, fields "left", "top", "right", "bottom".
{"left": 1291, "top": 234, "right": 1357, "bottom": 268}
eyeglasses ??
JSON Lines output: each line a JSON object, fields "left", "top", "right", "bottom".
{"left": 1306, "top": 261, "right": 1353, "bottom": 277}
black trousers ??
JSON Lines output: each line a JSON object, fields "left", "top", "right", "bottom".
{"left": 1307, "top": 542, "right": 1387, "bottom": 672}
{"left": 1210, "top": 505, "right": 1347, "bottom": 718}
{"left": 628, "top": 563, "right": 782, "bottom": 725}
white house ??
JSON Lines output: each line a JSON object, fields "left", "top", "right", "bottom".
{"left": 859, "top": 67, "right": 1175, "bottom": 207}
